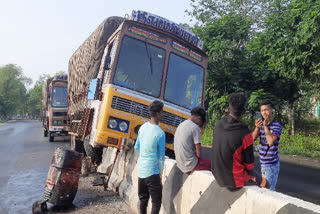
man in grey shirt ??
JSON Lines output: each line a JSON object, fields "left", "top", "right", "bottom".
{"left": 174, "top": 107, "right": 211, "bottom": 173}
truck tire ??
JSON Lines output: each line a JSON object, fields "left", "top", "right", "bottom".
{"left": 44, "top": 129, "right": 48, "bottom": 137}
{"left": 70, "top": 135, "right": 85, "bottom": 153}
{"left": 49, "top": 132, "right": 54, "bottom": 142}
{"left": 165, "top": 148, "right": 175, "bottom": 159}
{"left": 83, "top": 136, "right": 102, "bottom": 165}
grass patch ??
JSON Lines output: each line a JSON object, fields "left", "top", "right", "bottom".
{"left": 201, "top": 125, "right": 320, "bottom": 158}
{"left": 202, "top": 126, "right": 213, "bottom": 145}
{"left": 278, "top": 126, "right": 320, "bottom": 158}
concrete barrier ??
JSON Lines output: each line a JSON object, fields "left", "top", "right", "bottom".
{"left": 98, "top": 147, "right": 320, "bottom": 214}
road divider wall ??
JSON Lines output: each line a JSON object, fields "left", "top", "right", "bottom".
{"left": 97, "top": 147, "right": 320, "bottom": 214}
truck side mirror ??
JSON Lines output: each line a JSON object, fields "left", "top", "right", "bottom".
{"left": 103, "top": 56, "right": 111, "bottom": 70}
{"left": 88, "top": 78, "right": 98, "bottom": 100}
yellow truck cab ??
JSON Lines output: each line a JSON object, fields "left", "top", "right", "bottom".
{"left": 68, "top": 11, "right": 207, "bottom": 158}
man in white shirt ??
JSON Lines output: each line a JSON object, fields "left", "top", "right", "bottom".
{"left": 174, "top": 107, "right": 211, "bottom": 173}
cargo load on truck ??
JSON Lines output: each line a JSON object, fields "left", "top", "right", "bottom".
{"left": 68, "top": 17, "right": 124, "bottom": 121}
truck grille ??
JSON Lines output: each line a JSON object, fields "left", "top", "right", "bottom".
{"left": 111, "top": 96, "right": 185, "bottom": 127}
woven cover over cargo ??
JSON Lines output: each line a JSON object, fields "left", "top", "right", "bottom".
{"left": 42, "top": 78, "right": 53, "bottom": 111}
{"left": 68, "top": 16, "right": 124, "bottom": 119}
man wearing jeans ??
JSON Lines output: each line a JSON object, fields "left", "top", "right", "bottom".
{"left": 134, "top": 100, "right": 165, "bottom": 214}
{"left": 174, "top": 106, "right": 211, "bottom": 173}
{"left": 252, "top": 100, "right": 282, "bottom": 191}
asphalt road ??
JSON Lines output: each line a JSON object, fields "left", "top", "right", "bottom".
{"left": 0, "top": 120, "right": 70, "bottom": 213}
{"left": 0, "top": 120, "right": 130, "bottom": 214}
{"left": 202, "top": 146, "right": 320, "bottom": 205}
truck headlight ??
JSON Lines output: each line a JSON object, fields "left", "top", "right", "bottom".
{"left": 119, "top": 121, "right": 128, "bottom": 132}
{"left": 108, "top": 119, "right": 118, "bottom": 129}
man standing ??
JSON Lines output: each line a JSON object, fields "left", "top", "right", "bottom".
{"left": 211, "top": 93, "right": 255, "bottom": 190}
{"left": 174, "top": 106, "right": 211, "bottom": 173}
{"left": 134, "top": 100, "right": 166, "bottom": 214}
{"left": 252, "top": 100, "right": 282, "bottom": 191}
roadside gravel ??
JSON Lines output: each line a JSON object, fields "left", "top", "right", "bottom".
{"left": 47, "top": 174, "right": 132, "bottom": 214}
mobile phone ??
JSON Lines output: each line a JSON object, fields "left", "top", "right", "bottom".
{"left": 255, "top": 112, "right": 263, "bottom": 121}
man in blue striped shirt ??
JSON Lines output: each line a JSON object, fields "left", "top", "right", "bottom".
{"left": 134, "top": 100, "right": 165, "bottom": 214}
{"left": 252, "top": 100, "right": 282, "bottom": 191}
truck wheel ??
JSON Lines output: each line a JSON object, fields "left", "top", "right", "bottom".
{"left": 83, "top": 136, "right": 102, "bottom": 165}
{"left": 165, "top": 148, "right": 175, "bottom": 159}
{"left": 32, "top": 200, "right": 47, "bottom": 213}
{"left": 49, "top": 132, "right": 54, "bottom": 142}
{"left": 71, "top": 135, "right": 85, "bottom": 153}
{"left": 44, "top": 129, "right": 48, "bottom": 137}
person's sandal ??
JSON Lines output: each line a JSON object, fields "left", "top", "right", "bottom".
{"left": 260, "top": 176, "right": 271, "bottom": 189}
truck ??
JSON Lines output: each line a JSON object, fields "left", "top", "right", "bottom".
{"left": 68, "top": 10, "right": 208, "bottom": 161}
{"left": 42, "top": 75, "right": 69, "bottom": 142}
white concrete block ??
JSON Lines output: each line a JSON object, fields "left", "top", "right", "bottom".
{"left": 97, "top": 147, "right": 320, "bottom": 214}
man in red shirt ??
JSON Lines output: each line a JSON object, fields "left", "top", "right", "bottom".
{"left": 211, "top": 93, "right": 267, "bottom": 190}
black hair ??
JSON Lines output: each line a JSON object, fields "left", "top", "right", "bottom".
{"left": 228, "top": 93, "right": 246, "bottom": 117}
{"left": 191, "top": 106, "right": 206, "bottom": 125}
{"left": 149, "top": 100, "right": 164, "bottom": 117}
{"left": 260, "top": 100, "right": 274, "bottom": 109}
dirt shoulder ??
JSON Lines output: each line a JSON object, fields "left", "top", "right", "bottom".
{"left": 47, "top": 174, "right": 132, "bottom": 214}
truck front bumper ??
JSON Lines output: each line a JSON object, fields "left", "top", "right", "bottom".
{"left": 49, "top": 126, "right": 69, "bottom": 136}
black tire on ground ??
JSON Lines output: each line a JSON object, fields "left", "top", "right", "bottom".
{"left": 70, "top": 135, "right": 85, "bottom": 153}
{"left": 49, "top": 132, "right": 54, "bottom": 142}
{"left": 32, "top": 200, "right": 47, "bottom": 214}
{"left": 44, "top": 129, "right": 48, "bottom": 137}
{"left": 83, "top": 136, "right": 102, "bottom": 165}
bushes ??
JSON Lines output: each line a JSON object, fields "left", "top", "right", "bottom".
{"left": 279, "top": 126, "right": 320, "bottom": 158}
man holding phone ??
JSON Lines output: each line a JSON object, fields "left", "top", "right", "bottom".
{"left": 252, "top": 100, "right": 282, "bottom": 191}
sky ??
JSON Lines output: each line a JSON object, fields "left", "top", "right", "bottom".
{"left": 0, "top": 0, "right": 194, "bottom": 88}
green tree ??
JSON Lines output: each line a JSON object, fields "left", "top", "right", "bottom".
{"left": 195, "top": 13, "right": 253, "bottom": 93}
{"left": 251, "top": 0, "right": 320, "bottom": 134}
{"left": 54, "top": 70, "right": 67, "bottom": 77}
{"left": 26, "top": 74, "right": 50, "bottom": 117}
{"left": 187, "top": 0, "right": 280, "bottom": 32}
{"left": 193, "top": 13, "right": 266, "bottom": 121}
{"left": 0, "top": 64, "right": 31, "bottom": 119}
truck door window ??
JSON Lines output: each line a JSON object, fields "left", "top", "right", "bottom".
{"left": 164, "top": 53, "right": 204, "bottom": 109}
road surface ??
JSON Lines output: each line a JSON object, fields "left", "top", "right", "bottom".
{"left": 0, "top": 121, "right": 129, "bottom": 214}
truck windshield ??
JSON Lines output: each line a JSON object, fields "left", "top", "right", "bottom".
{"left": 113, "top": 36, "right": 165, "bottom": 97}
{"left": 52, "top": 86, "right": 68, "bottom": 108}
{"left": 164, "top": 53, "right": 204, "bottom": 109}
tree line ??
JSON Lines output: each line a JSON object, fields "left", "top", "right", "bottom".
{"left": 0, "top": 64, "right": 65, "bottom": 120}
{"left": 187, "top": 0, "right": 320, "bottom": 134}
